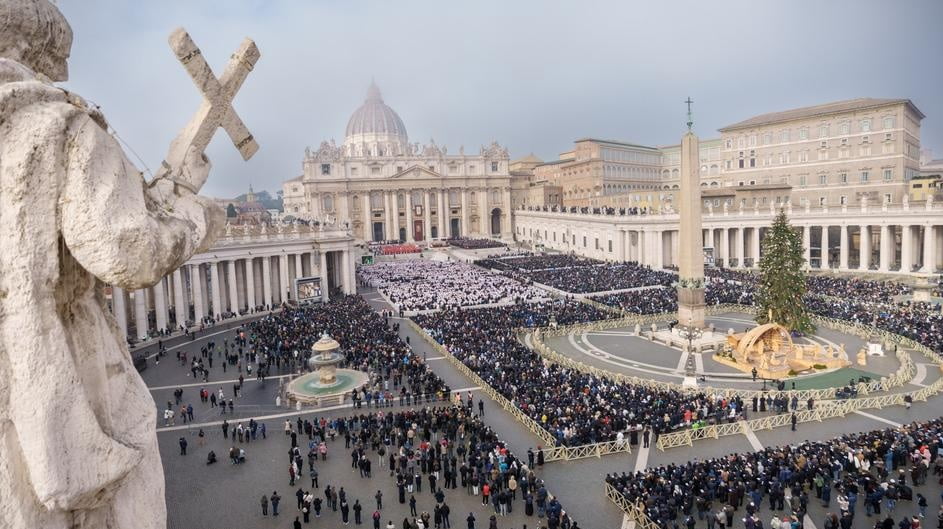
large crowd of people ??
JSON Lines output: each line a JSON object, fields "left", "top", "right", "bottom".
{"left": 270, "top": 404, "right": 580, "bottom": 529}
{"left": 448, "top": 238, "right": 508, "bottom": 250}
{"left": 475, "top": 254, "right": 601, "bottom": 272}
{"left": 606, "top": 418, "right": 943, "bottom": 529}
{"left": 522, "top": 262, "right": 675, "bottom": 294}
{"left": 592, "top": 280, "right": 755, "bottom": 314}
{"left": 359, "top": 260, "right": 545, "bottom": 312}
{"left": 414, "top": 300, "right": 754, "bottom": 446}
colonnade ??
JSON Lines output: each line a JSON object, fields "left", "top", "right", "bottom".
{"left": 112, "top": 248, "right": 357, "bottom": 341}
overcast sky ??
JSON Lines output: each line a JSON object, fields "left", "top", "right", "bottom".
{"left": 58, "top": 0, "right": 943, "bottom": 199}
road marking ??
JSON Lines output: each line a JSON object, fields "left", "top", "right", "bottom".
{"left": 742, "top": 423, "right": 764, "bottom": 451}
{"left": 853, "top": 410, "right": 902, "bottom": 428}
{"left": 424, "top": 356, "right": 445, "bottom": 361}
{"left": 910, "top": 363, "right": 928, "bottom": 387}
{"left": 694, "top": 353, "right": 705, "bottom": 374}
{"left": 804, "top": 514, "right": 819, "bottom": 529}
{"left": 634, "top": 440, "right": 650, "bottom": 472}
{"left": 142, "top": 327, "right": 243, "bottom": 360}
{"left": 149, "top": 373, "right": 294, "bottom": 392}
{"left": 156, "top": 385, "right": 482, "bottom": 432}
{"left": 676, "top": 351, "right": 690, "bottom": 373}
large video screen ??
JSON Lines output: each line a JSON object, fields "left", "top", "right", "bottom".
{"left": 295, "top": 277, "right": 322, "bottom": 302}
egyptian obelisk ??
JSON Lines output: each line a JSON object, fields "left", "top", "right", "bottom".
{"left": 677, "top": 98, "right": 706, "bottom": 329}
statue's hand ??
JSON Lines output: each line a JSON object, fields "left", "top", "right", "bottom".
{"left": 179, "top": 145, "right": 211, "bottom": 192}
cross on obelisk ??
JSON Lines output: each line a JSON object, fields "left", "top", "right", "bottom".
{"left": 156, "top": 28, "right": 260, "bottom": 186}
{"left": 685, "top": 96, "right": 694, "bottom": 131}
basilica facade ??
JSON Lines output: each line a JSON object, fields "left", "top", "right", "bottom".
{"left": 283, "top": 82, "right": 514, "bottom": 242}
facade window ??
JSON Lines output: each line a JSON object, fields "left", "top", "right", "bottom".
{"left": 819, "top": 125, "right": 829, "bottom": 138}
{"left": 883, "top": 117, "right": 895, "bottom": 129}
{"left": 840, "top": 195, "right": 847, "bottom": 206}
{"left": 350, "top": 167, "right": 358, "bottom": 176}
{"left": 840, "top": 138, "right": 848, "bottom": 145}
{"left": 799, "top": 151, "right": 809, "bottom": 163}
{"left": 725, "top": 139, "right": 732, "bottom": 149}
{"left": 819, "top": 174, "right": 827, "bottom": 185}
{"left": 818, "top": 150, "right": 829, "bottom": 161}
{"left": 860, "top": 119, "right": 871, "bottom": 132}
{"left": 763, "top": 133, "right": 772, "bottom": 144}
{"left": 781, "top": 130, "right": 790, "bottom": 142}
{"left": 883, "top": 169, "right": 893, "bottom": 181}
{"left": 428, "top": 165, "right": 435, "bottom": 172}
{"left": 884, "top": 193, "right": 892, "bottom": 204}
{"left": 820, "top": 140, "right": 828, "bottom": 148}
{"left": 749, "top": 135, "right": 757, "bottom": 147}
{"left": 320, "top": 163, "right": 331, "bottom": 175}
{"left": 490, "top": 161, "right": 498, "bottom": 172}
{"left": 371, "top": 166, "right": 381, "bottom": 175}
{"left": 839, "top": 172, "right": 847, "bottom": 183}
{"left": 322, "top": 194, "right": 334, "bottom": 212}
{"left": 860, "top": 170, "right": 869, "bottom": 182}
{"left": 608, "top": 240, "right": 613, "bottom": 252}
{"left": 582, "top": 236, "right": 587, "bottom": 247}
{"left": 819, "top": 197, "right": 827, "bottom": 206}
{"left": 725, "top": 160, "right": 732, "bottom": 170}
{"left": 799, "top": 128, "right": 808, "bottom": 140}
{"left": 839, "top": 122, "right": 850, "bottom": 135}
{"left": 738, "top": 137, "right": 745, "bottom": 148}
{"left": 738, "top": 159, "right": 744, "bottom": 169}
{"left": 884, "top": 132, "right": 893, "bottom": 141}
{"left": 860, "top": 145, "right": 871, "bottom": 156}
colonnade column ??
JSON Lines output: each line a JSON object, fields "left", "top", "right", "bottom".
{"left": 901, "top": 225, "right": 913, "bottom": 273}
{"left": 719, "top": 227, "right": 729, "bottom": 267}
{"left": 734, "top": 228, "right": 744, "bottom": 268}
{"left": 802, "top": 225, "right": 811, "bottom": 269}
{"left": 923, "top": 225, "right": 937, "bottom": 273}
{"left": 859, "top": 226, "right": 871, "bottom": 270}
{"left": 133, "top": 289, "right": 147, "bottom": 339}
{"left": 320, "top": 251, "right": 330, "bottom": 303}
{"left": 614, "top": 229, "right": 625, "bottom": 262}
{"left": 112, "top": 286, "right": 128, "bottom": 338}
{"left": 342, "top": 250, "right": 353, "bottom": 295}
{"left": 210, "top": 262, "right": 222, "bottom": 318}
{"left": 172, "top": 269, "right": 186, "bottom": 327}
{"left": 151, "top": 279, "right": 166, "bottom": 333}
{"left": 405, "top": 191, "right": 415, "bottom": 242}
{"left": 438, "top": 190, "right": 447, "bottom": 239}
{"left": 821, "top": 226, "right": 830, "bottom": 269}
{"left": 191, "top": 264, "right": 204, "bottom": 322}
{"left": 751, "top": 227, "right": 761, "bottom": 267}
{"left": 362, "top": 194, "right": 372, "bottom": 242}
{"left": 423, "top": 190, "right": 432, "bottom": 242}
{"left": 227, "top": 260, "right": 239, "bottom": 313}
{"left": 839, "top": 225, "right": 849, "bottom": 270}
{"left": 502, "top": 188, "right": 513, "bottom": 238}
{"left": 478, "top": 189, "right": 488, "bottom": 236}
{"left": 246, "top": 258, "right": 256, "bottom": 310}
{"left": 262, "top": 257, "right": 273, "bottom": 308}
{"left": 879, "top": 225, "right": 892, "bottom": 272}
{"left": 294, "top": 252, "right": 303, "bottom": 281}
{"left": 278, "top": 254, "right": 289, "bottom": 302}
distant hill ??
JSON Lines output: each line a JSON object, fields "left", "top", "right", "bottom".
{"left": 232, "top": 190, "right": 283, "bottom": 211}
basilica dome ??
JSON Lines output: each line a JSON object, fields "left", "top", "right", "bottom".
{"left": 344, "top": 81, "right": 408, "bottom": 157}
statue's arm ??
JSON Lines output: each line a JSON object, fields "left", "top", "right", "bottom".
{"left": 60, "top": 114, "right": 224, "bottom": 289}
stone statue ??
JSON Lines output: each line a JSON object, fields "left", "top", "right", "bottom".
{"left": 0, "top": 2, "right": 227, "bottom": 528}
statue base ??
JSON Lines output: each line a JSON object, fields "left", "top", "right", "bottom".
{"left": 677, "top": 286, "right": 706, "bottom": 329}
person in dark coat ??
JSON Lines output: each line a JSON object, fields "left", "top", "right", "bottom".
{"left": 466, "top": 513, "right": 476, "bottom": 529}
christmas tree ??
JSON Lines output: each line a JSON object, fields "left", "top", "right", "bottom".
{"left": 755, "top": 210, "right": 815, "bottom": 334}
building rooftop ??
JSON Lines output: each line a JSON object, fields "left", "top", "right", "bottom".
{"left": 573, "top": 138, "right": 660, "bottom": 151}
{"left": 719, "top": 98, "right": 925, "bottom": 132}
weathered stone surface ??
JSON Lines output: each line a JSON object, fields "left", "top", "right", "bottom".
{"left": 0, "top": 2, "right": 225, "bottom": 528}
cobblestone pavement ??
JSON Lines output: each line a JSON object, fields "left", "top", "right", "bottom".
{"left": 153, "top": 289, "right": 943, "bottom": 529}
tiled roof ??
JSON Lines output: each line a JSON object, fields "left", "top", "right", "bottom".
{"left": 719, "top": 98, "right": 923, "bottom": 132}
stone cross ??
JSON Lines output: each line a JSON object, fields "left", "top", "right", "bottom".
{"left": 161, "top": 28, "right": 260, "bottom": 175}
{"left": 685, "top": 97, "right": 694, "bottom": 131}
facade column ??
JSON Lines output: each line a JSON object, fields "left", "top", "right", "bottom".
{"left": 879, "top": 225, "right": 892, "bottom": 272}
{"left": 502, "top": 187, "right": 513, "bottom": 238}
{"left": 859, "top": 226, "right": 871, "bottom": 270}
{"left": 362, "top": 193, "right": 372, "bottom": 242}
{"left": 719, "top": 227, "right": 729, "bottom": 266}
{"left": 191, "top": 264, "right": 204, "bottom": 322}
{"left": 209, "top": 262, "right": 222, "bottom": 318}
{"left": 133, "top": 289, "right": 148, "bottom": 340}
{"left": 262, "top": 256, "right": 273, "bottom": 308}
{"left": 112, "top": 286, "right": 128, "bottom": 339}
{"left": 153, "top": 278, "right": 168, "bottom": 332}
{"left": 320, "top": 251, "right": 330, "bottom": 303}
{"left": 227, "top": 260, "right": 239, "bottom": 313}
{"left": 295, "top": 252, "right": 304, "bottom": 281}
{"left": 734, "top": 228, "right": 744, "bottom": 268}
{"left": 172, "top": 269, "right": 186, "bottom": 327}
{"left": 923, "top": 225, "right": 937, "bottom": 273}
{"left": 279, "top": 254, "right": 289, "bottom": 302}
{"left": 821, "top": 225, "right": 830, "bottom": 269}
{"left": 423, "top": 190, "right": 432, "bottom": 242}
{"left": 839, "top": 225, "right": 849, "bottom": 270}
{"left": 802, "top": 225, "right": 811, "bottom": 269}
{"left": 245, "top": 258, "right": 256, "bottom": 310}
{"left": 479, "top": 188, "right": 489, "bottom": 236}
{"left": 438, "top": 189, "right": 447, "bottom": 239}
{"left": 901, "top": 225, "right": 913, "bottom": 273}
{"left": 383, "top": 191, "right": 394, "bottom": 241}
{"left": 460, "top": 190, "right": 470, "bottom": 237}
{"left": 405, "top": 190, "right": 415, "bottom": 242}
{"left": 614, "top": 229, "right": 625, "bottom": 261}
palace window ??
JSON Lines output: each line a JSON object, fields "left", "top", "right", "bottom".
{"left": 819, "top": 174, "right": 827, "bottom": 185}
{"left": 491, "top": 161, "right": 499, "bottom": 172}
{"left": 883, "top": 117, "right": 895, "bottom": 129}
{"left": 799, "top": 175, "right": 807, "bottom": 187}
{"left": 819, "top": 197, "right": 827, "bottom": 206}
{"left": 840, "top": 195, "right": 847, "bottom": 206}
{"left": 860, "top": 119, "right": 872, "bottom": 132}
{"left": 350, "top": 167, "right": 358, "bottom": 176}
{"left": 321, "top": 163, "right": 331, "bottom": 175}
{"left": 839, "top": 172, "right": 847, "bottom": 184}
{"left": 763, "top": 133, "right": 772, "bottom": 145}
{"left": 883, "top": 169, "right": 893, "bottom": 181}
{"left": 819, "top": 125, "right": 829, "bottom": 138}
{"left": 322, "top": 194, "right": 334, "bottom": 212}
{"left": 860, "top": 170, "right": 869, "bottom": 182}
{"left": 798, "top": 128, "right": 808, "bottom": 140}
{"left": 839, "top": 122, "right": 850, "bottom": 135}
{"left": 781, "top": 130, "right": 790, "bottom": 142}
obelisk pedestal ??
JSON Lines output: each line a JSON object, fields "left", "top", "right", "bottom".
{"left": 677, "top": 129, "right": 705, "bottom": 329}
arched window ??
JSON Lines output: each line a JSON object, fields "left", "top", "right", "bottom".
{"left": 322, "top": 194, "right": 334, "bottom": 212}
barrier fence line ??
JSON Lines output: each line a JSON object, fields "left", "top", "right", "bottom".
{"left": 407, "top": 319, "right": 632, "bottom": 462}
{"left": 605, "top": 482, "right": 661, "bottom": 529}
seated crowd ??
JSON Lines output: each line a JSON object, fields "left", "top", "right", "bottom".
{"left": 475, "top": 254, "right": 602, "bottom": 272}
{"left": 359, "top": 260, "right": 545, "bottom": 312}
{"left": 606, "top": 418, "right": 943, "bottom": 529}
{"left": 447, "top": 237, "right": 507, "bottom": 250}
{"left": 522, "top": 262, "right": 675, "bottom": 294}
{"left": 415, "top": 300, "right": 752, "bottom": 446}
